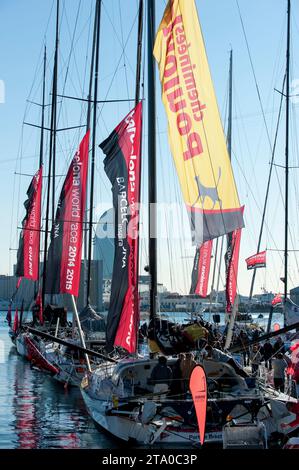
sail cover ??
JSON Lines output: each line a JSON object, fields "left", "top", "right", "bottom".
{"left": 45, "top": 131, "right": 90, "bottom": 297}
{"left": 245, "top": 251, "right": 266, "bottom": 270}
{"left": 189, "top": 365, "right": 207, "bottom": 446}
{"left": 225, "top": 208, "right": 244, "bottom": 313}
{"left": 190, "top": 240, "right": 212, "bottom": 297}
{"left": 16, "top": 167, "right": 43, "bottom": 280}
{"left": 100, "top": 103, "right": 142, "bottom": 353}
{"left": 154, "top": 0, "right": 244, "bottom": 245}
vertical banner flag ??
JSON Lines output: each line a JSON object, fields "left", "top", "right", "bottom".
{"left": 16, "top": 167, "right": 43, "bottom": 280}
{"left": 190, "top": 240, "right": 213, "bottom": 297}
{"left": 100, "top": 103, "right": 142, "bottom": 354}
{"left": 45, "top": 131, "right": 90, "bottom": 297}
{"left": 190, "top": 365, "right": 207, "bottom": 446}
{"left": 245, "top": 251, "right": 266, "bottom": 270}
{"left": 154, "top": 0, "right": 244, "bottom": 245}
{"left": 225, "top": 207, "right": 244, "bottom": 313}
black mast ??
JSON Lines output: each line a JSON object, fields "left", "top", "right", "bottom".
{"left": 42, "top": 0, "right": 59, "bottom": 306}
{"left": 39, "top": 46, "right": 47, "bottom": 168}
{"left": 51, "top": 0, "right": 59, "bottom": 225}
{"left": 37, "top": 46, "right": 47, "bottom": 291}
{"left": 86, "top": 0, "right": 101, "bottom": 304}
{"left": 135, "top": 0, "right": 144, "bottom": 106}
{"left": 284, "top": 0, "right": 291, "bottom": 308}
{"left": 227, "top": 49, "right": 233, "bottom": 160}
{"left": 147, "top": 0, "right": 157, "bottom": 326}
{"left": 83, "top": 0, "right": 99, "bottom": 306}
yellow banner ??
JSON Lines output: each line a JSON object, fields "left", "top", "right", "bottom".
{"left": 154, "top": 0, "right": 244, "bottom": 243}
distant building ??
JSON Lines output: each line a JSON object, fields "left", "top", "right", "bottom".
{"left": 0, "top": 260, "right": 103, "bottom": 313}
{"left": 94, "top": 209, "right": 114, "bottom": 280}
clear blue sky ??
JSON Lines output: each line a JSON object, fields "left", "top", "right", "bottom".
{"left": 0, "top": 0, "right": 298, "bottom": 297}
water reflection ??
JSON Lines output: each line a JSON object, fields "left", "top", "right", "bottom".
{"left": 0, "top": 323, "right": 117, "bottom": 449}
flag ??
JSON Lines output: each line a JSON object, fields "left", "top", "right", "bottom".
{"left": 100, "top": 103, "right": 142, "bottom": 354}
{"left": 225, "top": 208, "right": 244, "bottom": 313}
{"left": 154, "top": 0, "right": 244, "bottom": 245}
{"left": 189, "top": 365, "right": 207, "bottom": 446}
{"left": 45, "top": 131, "right": 90, "bottom": 297}
{"left": 35, "top": 290, "right": 43, "bottom": 325}
{"left": 16, "top": 167, "right": 43, "bottom": 280}
{"left": 190, "top": 240, "right": 213, "bottom": 297}
{"left": 245, "top": 250, "right": 266, "bottom": 270}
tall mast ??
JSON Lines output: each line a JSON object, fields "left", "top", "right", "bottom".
{"left": 215, "top": 51, "right": 233, "bottom": 306}
{"left": 227, "top": 49, "right": 233, "bottom": 161}
{"left": 37, "top": 46, "right": 47, "bottom": 289}
{"left": 147, "top": 0, "right": 157, "bottom": 326}
{"left": 135, "top": 0, "right": 144, "bottom": 106}
{"left": 86, "top": 0, "right": 101, "bottom": 304}
{"left": 284, "top": 0, "right": 291, "bottom": 306}
{"left": 83, "top": 0, "right": 99, "bottom": 306}
{"left": 39, "top": 46, "right": 47, "bottom": 168}
{"left": 51, "top": 0, "right": 59, "bottom": 225}
{"left": 42, "top": 0, "right": 59, "bottom": 306}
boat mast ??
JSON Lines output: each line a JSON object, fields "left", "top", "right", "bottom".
{"left": 284, "top": 0, "right": 291, "bottom": 309}
{"left": 224, "top": 50, "right": 236, "bottom": 349}
{"left": 37, "top": 46, "right": 47, "bottom": 290}
{"left": 83, "top": 0, "right": 99, "bottom": 306}
{"left": 86, "top": 0, "right": 101, "bottom": 305}
{"left": 147, "top": 0, "right": 157, "bottom": 329}
{"left": 42, "top": 0, "right": 59, "bottom": 307}
{"left": 135, "top": 0, "right": 144, "bottom": 106}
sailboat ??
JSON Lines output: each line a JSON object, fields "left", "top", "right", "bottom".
{"left": 9, "top": 0, "right": 107, "bottom": 386}
{"left": 79, "top": 0, "right": 299, "bottom": 447}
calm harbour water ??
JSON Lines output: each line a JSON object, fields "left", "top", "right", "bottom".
{"left": 0, "top": 316, "right": 118, "bottom": 449}
{"left": 0, "top": 310, "right": 284, "bottom": 449}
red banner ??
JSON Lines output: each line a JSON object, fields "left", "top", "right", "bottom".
{"left": 245, "top": 250, "right": 266, "bottom": 270}
{"left": 45, "top": 132, "right": 90, "bottom": 297}
{"left": 16, "top": 167, "right": 43, "bottom": 281}
{"left": 100, "top": 103, "right": 142, "bottom": 354}
{"left": 190, "top": 241, "right": 213, "bottom": 297}
{"left": 225, "top": 207, "right": 244, "bottom": 313}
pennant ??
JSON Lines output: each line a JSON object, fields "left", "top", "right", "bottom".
{"left": 190, "top": 240, "right": 213, "bottom": 297}
{"left": 245, "top": 250, "right": 266, "bottom": 270}
{"left": 189, "top": 365, "right": 207, "bottom": 446}
{"left": 16, "top": 167, "right": 43, "bottom": 281}
{"left": 225, "top": 207, "right": 244, "bottom": 313}
{"left": 154, "top": 0, "right": 244, "bottom": 245}
{"left": 100, "top": 103, "right": 142, "bottom": 353}
{"left": 45, "top": 131, "right": 90, "bottom": 297}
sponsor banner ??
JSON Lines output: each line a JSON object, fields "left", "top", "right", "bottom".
{"left": 190, "top": 240, "right": 213, "bottom": 297}
{"left": 16, "top": 167, "right": 43, "bottom": 280}
{"left": 154, "top": 0, "right": 244, "bottom": 244}
{"left": 100, "top": 103, "right": 142, "bottom": 353}
{"left": 225, "top": 207, "right": 244, "bottom": 313}
{"left": 245, "top": 250, "right": 266, "bottom": 270}
{"left": 45, "top": 131, "right": 90, "bottom": 297}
